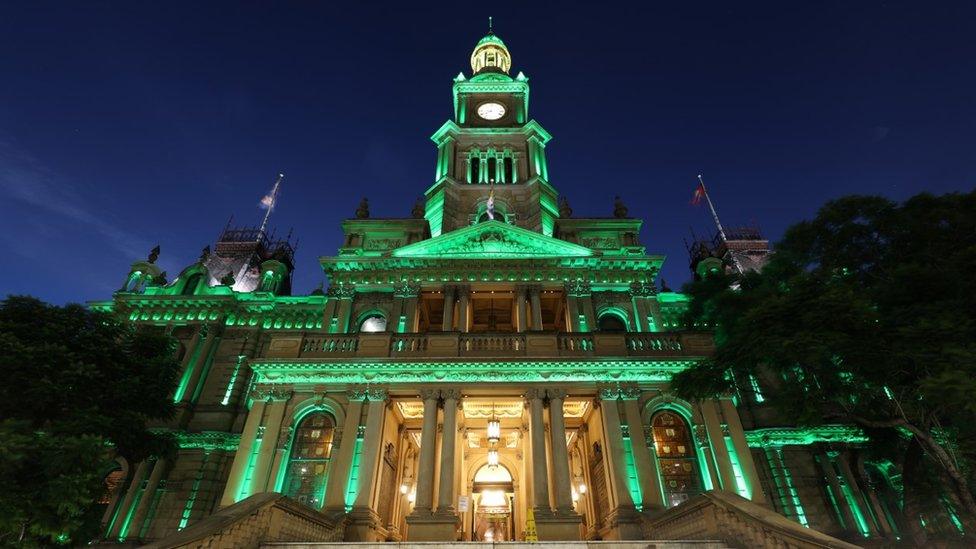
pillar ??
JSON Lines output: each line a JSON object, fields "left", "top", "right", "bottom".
{"left": 526, "top": 388, "right": 551, "bottom": 514}
{"left": 819, "top": 451, "right": 858, "bottom": 533}
{"left": 109, "top": 460, "right": 149, "bottom": 538}
{"left": 597, "top": 389, "right": 635, "bottom": 511}
{"left": 441, "top": 286, "right": 456, "bottom": 331}
{"left": 719, "top": 398, "right": 765, "bottom": 503}
{"left": 621, "top": 390, "right": 665, "bottom": 510}
{"left": 124, "top": 458, "right": 167, "bottom": 540}
{"left": 353, "top": 389, "right": 388, "bottom": 510}
{"left": 249, "top": 393, "right": 289, "bottom": 495}
{"left": 529, "top": 285, "right": 543, "bottom": 331}
{"left": 324, "top": 391, "right": 366, "bottom": 512}
{"left": 456, "top": 286, "right": 470, "bottom": 332}
{"left": 565, "top": 294, "right": 581, "bottom": 332}
{"left": 220, "top": 398, "right": 266, "bottom": 506}
{"left": 180, "top": 323, "right": 222, "bottom": 405}
{"left": 699, "top": 399, "right": 737, "bottom": 494}
{"left": 516, "top": 286, "right": 528, "bottom": 332}
{"left": 436, "top": 389, "right": 460, "bottom": 514}
{"left": 547, "top": 389, "right": 576, "bottom": 515}
{"left": 334, "top": 285, "right": 355, "bottom": 333}
{"left": 410, "top": 389, "right": 440, "bottom": 515}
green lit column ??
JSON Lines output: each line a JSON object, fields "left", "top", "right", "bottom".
{"left": 512, "top": 155, "right": 520, "bottom": 183}
{"left": 565, "top": 294, "right": 581, "bottom": 331}
{"left": 819, "top": 452, "right": 859, "bottom": 533}
{"left": 173, "top": 326, "right": 204, "bottom": 402}
{"left": 597, "top": 388, "right": 636, "bottom": 512}
{"left": 837, "top": 453, "right": 878, "bottom": 537}
{"left": 526, "top": 388, "right": 552, "bottom": 515}
{"left": 324, "top": 389, "right": 366, "bottom": 512}
{"left": 124, "top": 457, "right": 167, "bottom": 541}
{"left": 108, "top": 460, "right": 149, "bottom": 539}
{"left": 720, "top": 399, "right": 765, "bottom": 504}
{"left": 621, "top": 389, "right": 665, "bottom": 510}
{"left": 181, "top": 323, "right": 222, "bottom": 406}
{"left": 529, "top": 285, "right": 543, "bottom": 331}
{"left": 699, "top": 399, "right": 738, "bottom": 494}
{"left": 334, "top": 286, "right": 356, "bottom": 333}
{"left": 248, "top": 390, "right": 290, "bottom": 496}
{"left": 352, "top": 388, "right": 389, "bottom": 511}
{"left": 546, "top": 389, "right": 576, "bottom": 516}
{"left": 394, "top": 281, "right": 420, "bottom": 333}
{"left": 409, "top": 388, "right": 441, "bottom": 516}
{"left": 323, "top": 292, "right": 339, "bottom": 332}
{"left": 441, "top": 286, "right": 456, "bottom": 331}
{"left": 220, "top": 397, "right": 266, "bottom": 506}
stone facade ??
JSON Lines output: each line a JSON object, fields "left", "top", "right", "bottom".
{"left": 89, "top": 30, "right": 927, "bottom": 548}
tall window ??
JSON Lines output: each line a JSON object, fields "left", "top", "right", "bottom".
{"left": 487, "top": 158, "right": 497, "bottom": 183}
{"left": 651, "top": 411, "right": 700, "bottom": 507}
{"left": 471, "top": 157, "right": 481, "bottom": 183}
{"left": 283, "top": 413, "right": 335, "bottom": 508}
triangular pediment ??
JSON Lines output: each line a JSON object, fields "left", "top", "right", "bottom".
{"left": 391, "top": 221, "right": 595, "bottom": 259}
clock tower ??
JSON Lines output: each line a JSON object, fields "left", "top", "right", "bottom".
{"left": 425, "top": 29, "right": 558, "bottom": 237}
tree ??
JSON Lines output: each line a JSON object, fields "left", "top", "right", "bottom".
{"left": 0, "top": 296, "right": 180, "bottom": 546}
{"left": 672, "top": 191, "right": 976, "bottom": 543}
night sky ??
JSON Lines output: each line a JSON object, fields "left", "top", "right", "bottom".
{"left": 2, "top": 2, "right": 974, "bottom": 305}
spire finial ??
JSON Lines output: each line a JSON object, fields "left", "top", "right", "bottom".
{"left": 488, "top": 16, "right": 493, "bottom": 34}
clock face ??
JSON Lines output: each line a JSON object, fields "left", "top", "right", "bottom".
{"left": 477, "top": 102, "right": 506, "bottom": 121}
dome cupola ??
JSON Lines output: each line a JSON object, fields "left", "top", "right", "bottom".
{"left": 470, "top": 19, "right": 511, "bottom": 75}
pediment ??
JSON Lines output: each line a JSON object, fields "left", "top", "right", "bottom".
{"left": 391, "top": 221, "right": 595, "bottom": 259}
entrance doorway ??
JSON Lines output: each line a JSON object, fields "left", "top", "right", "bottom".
{"left": 472, "top": 464, "right": 515, "bottom": 541}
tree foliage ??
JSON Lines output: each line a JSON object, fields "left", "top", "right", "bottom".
{"left": 673, "top": 191, "right": 976, "bottom": 541}
{"left": 0, "top": 296, "right": 179, "bottom": 545}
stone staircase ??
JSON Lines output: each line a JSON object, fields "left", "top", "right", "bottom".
{"left": 261, "top": 540, "right": 729, "bottom": 549}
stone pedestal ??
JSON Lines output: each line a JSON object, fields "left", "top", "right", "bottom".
{"left": 404, "top": 512, "right": 458, "bottom": 541}
{"left": 535, "top": 512, "right": 583, "bottom": 540}
{"left": 344, "top": 507, "right": 386, "bottom": 541}
{"left": 600, "top": 507, "right": 644, "bottom": 540}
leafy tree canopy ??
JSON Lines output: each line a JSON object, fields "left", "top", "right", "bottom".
{"left": 0, "top": 296, "right": 179, "bottom": 545}
{"left": 673, "top": 191, "right": 976, "bottom": 539}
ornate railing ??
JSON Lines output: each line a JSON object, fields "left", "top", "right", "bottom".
{"left": 641, "top": 490, "right": 862, "bottom": 549}
{"left": 264, "top": 331, "right": 714, "bottom": 360}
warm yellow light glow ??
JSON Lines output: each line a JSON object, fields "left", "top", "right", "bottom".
{"left": 487, "top": 448, "right": 499, "bottom": 467}
{"left": 578, "top": 483, "right": 587, "bottom": 494}
{"left": 487, "top": 419, "right": 501, "bottom": 443}
{"left": 480, "top": 489, "right": 508, "bottom": 509}
{"left": 400, "top": 483, "right": 409, "bottom": 494}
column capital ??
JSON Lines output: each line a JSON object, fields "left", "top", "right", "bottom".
{"left": 564, "top": 279, "right": 591, "bottom": 297}
{"left": 419, "top": 388, "right": 441, "bottom": 401}
{"left": 597, "top": 386, "right": 621, "bottom": 402}
{"left": 524, "top": 387, "right": 547, "bottom": 401}
{"left": 328, "top": 284, "right": 356, "bottom": 299}
{"left": 393, "top": 280, "right": 421, "bottom": 298}
{"left": 347, "top": 386, "right": 370, "bottom": 402}
{"left": 546, "top": 388, "right": 568, "bottom": 401}
{"left": 250, "top": 385, "right": 292, "bottom": 402}
{"left": 440, "top": 388, "right": 462, "bottom": 402}
{"left": 366, "top": 386, "right": 388, "bottom": 402}
{"left": 618, "top": 385, "right": 642, "bottom": 401}
{"left": 629, "top": 281, "right": 656, "bottom": 297}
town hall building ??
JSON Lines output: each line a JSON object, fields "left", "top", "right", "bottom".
{"left": 91, "top": 30, "right": 933, "bottom": 548}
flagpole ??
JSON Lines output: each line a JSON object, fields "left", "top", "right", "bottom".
{"left": 697, "top": 174, "right": 744, "bottom": 275}
{"left": 258, "top": 173, "right": 284, "bottom": 239}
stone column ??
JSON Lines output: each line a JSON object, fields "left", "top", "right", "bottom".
{"left": 124, "top": 457, "right": 167, "bottom": 540}
{"left": 526, "top": 388, "right": 551, "bottom": 514}
{"left": 565, "top": 280, "right": 593, "bottom": 331}
{"left": 621, "top": 389, "right": 665, "bottom": 510}
{"left": 529, "top": 285, "right": 543, "bottom": 331}
{"left": 411, "top": 389, "right": 441, "bottom": 515}
{"left": 334, "top": 285, "right": 356, "bottom": 333}
{"left": 324, "top": 390, "right": 366, "bottom": 512}
{"left": 699, "top": 399, "right": 737, "bottom": 494}
{"left": 597, "top": 389, "right": 635, "bottom": 511}
{"left": 395, "top": 281, "right": 420, "bottom": 333}
{"left": 353, "top": 388, "right": 388, "bottom": 510}
{"left": 546, "top": 389, "right": 576, "bottom": 515}
{"left": 249, "top": 390, "right": 290, "bottom": 495}
{"left": 516, "top": 286, "right": 528, "bottom": 332}
{"left": 837, "top": 453, "right": 878, "bottom": 536}
{"left": 441, "top": 286, "right": 456, "bottom": 331}
{"left": 565, "top": 293, "right": 581, "bottom": 331}
{"left": 819, "top": 451, "right": 858, "bottom": 533}
{"left": 109, "top": 460, "right": 148, "bottom": 538}
{"left": 180, "top": 323, "right": 222, "bottom": 405}
{"left": 456, "top": 286, "right": 470, "bottom": 332}
{"left": 220, "top": 398, "right": 266, "bottom": 506}
{"left": 719, "top": 398, "right": 765, "bottom": 503}
{"left": 436, "top": 389, "right": 460, "bottom": 514}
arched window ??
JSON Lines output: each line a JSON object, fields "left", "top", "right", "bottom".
{"left": 359, "top": 314, "right": 387, "bottom": 333}
{"left": 470, "top": 157, "right": 481, "bottom": 184}
{"left": 651, "top": 410, "right": 701, "bottom": 507}
{"left": 181, "top": 273, "right": 203, "bottom": 296}
{"left": 597, "top": 311, "right": 627, "bottom": 332}
{"left": 487, "top": 158, "right": 497, "bottom": 183}
{"left": 125, "top": 271, "right": 144, "bottom": 293}
{"left": 504, "top": 157, "right": 514, "bottom": 183}
{"left": 283, "top": 412, "right": 336, "bottom": 508}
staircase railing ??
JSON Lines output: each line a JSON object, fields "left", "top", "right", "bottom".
{"left": 141, "top": 493, "right": 344, "bottom": 549}
{"left": 642, "top": 490, "right": 862, "bottom": 549}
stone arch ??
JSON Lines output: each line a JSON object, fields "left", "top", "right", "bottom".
{"left": 272, "top": 394, "right": 347, "bottom": 494}
{"left": 596, "top": 306, "right": 630, "bottom": 332}
{"left": 354, "top": 308, "right": 390, "bottom": 333}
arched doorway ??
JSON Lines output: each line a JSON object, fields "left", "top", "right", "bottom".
{"left": 471, "top": 463, "right": 515, "bottom": 542}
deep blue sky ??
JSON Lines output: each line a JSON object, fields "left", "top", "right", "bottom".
{"left": 2, "top": 2, "right": 974, "bottom": 305}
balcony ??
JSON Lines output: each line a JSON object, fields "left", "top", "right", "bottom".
{"left": 264, "top": 330, "right": 714, "bottom": 360}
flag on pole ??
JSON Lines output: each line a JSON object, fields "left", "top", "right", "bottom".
{"left": 691, "top": 180, "right": 706, "bottom": 206}
{"left": 259, "top": 188, "right": 277, "bottom": 210}
{"left": 486, "top": 185, "right": 496, "bottom": 220}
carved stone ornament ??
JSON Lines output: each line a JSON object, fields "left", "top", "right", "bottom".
{"left": 356, "top": 197, "right": 370, "bottom": 219}
{"left": 613, "top": 196, "right": 628, "bottom": 218}
{"left": 629, "top": 281, "right": 656, "bottom": 297}
{"left": 327, "top": 284, "right": 357, "bottom": 299}
{"left": 619, "top": 385, "right": 642, "bottom": 401}
{"left": 545, "top": 388, "right": 567, "bottom": 401}
{"left": 440, "top": 388, "right": 462, "bottom": 401}
{"left": 366, "top": 386, "right": 388, "bottom": 402}
{"left": 147, "top": 245, "right": 160, "bottom": 264}
{"left": 564, "top": 279, "right": 591, "bottom": 297}
{"left": 419, "top": 388, "right": 441, "bottom": 401}
{"left": 523, "top": 387, "right": 547, "bottom": 401}
{"left": 598, "top": 386, "right": 621, "bottom": 401}
{"left": 393, "top": 280, "right": 421, "bottom": 298}
{"left": 347, "top": 387, "right": 369, "bottom": 402}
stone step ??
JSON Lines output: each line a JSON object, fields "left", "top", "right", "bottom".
{"left": 262, "top": 542, "right": 731, "bottom": 549}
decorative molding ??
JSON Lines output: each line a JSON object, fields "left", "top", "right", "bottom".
{"left": 744, "top": 425, "right": 868, "bottom": 447}
{"left": 152, "top": 430, "right": 241, "bottom": 452}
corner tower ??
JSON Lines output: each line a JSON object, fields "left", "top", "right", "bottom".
{"left": 425, "top": 29, "right": 558, "bottom": 237}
